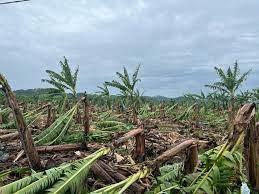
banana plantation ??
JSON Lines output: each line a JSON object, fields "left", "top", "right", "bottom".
{"left": 0, "top": 59, "right": 258, "bottom": 194}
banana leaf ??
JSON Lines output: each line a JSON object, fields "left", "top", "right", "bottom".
{"left": 34, "top": 104, "right": 78, "bottom": 146}
{"left": 0, "top": 147, "right": 110, "bottom": 194}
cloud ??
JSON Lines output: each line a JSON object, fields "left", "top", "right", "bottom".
{"left": 0, "top": 0, "right": 259, "bottom": 97}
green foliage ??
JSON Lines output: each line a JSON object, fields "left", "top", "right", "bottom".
{"left": 0, "top": 108, "right": 45, "bottom": 129}
{"left": 138, "top": 103, "right": 156, "bottom": 120}
{"left": 105, "top": 65, "right": 142, "bottom": 122}
{"left": 105, "top": 65, "right": 141, "bottom": 96}
{"left": 151, "top": 144, "right": 243, "bottom": 194}
{"left": 0, "top": 107, "right": 11, "bottom": 124}
{"left": 0, "top": 93, "right": 4, "bottom": 105}
{"left": 0, "top": 148, "right": 110, "bottom": 194}
{"left": 14, "top": 88, "right": 59, "bottom": 96}
{"left": 96, "top": 120, "right": 127, "bottom": 130}
{"left": 95, "top": 111, "right": 133, "bottom": 132}
{"left": 98, "top": 111, "right": 119, "bottom": 121}
{"left": 201, "top": 109, "right": 227, "bottom": 127}
{"left": 34, "top": 104, "right": 78, "bottom": 145}
{"left": 0, "top": 171, "right": 45, "bottom": 194}
{"left": 0, "top": 168, "right": 30, "bottom": 183}
{"left": 236, "top": 90, "right": 253, "bottom": 105}
{"left": 42, "top": 56, "right": 79, "bottom": 98}
{"left": 164, "top": 103, "right": 178, "bottom": 117}
{"left": 87, "top": 130, "right": 114, "bottom": 142}
{"left": 93, "top": 118, "right": 133, "bottom": 141}
{"left": 0, "top": 169, "right": 13, "bottom": 182}
{"left": 176, "top": 104, "right": 195, "bottom": 121}
{"left": 62, "top": 130, "right": 115, "bottom": 143}
{"left": 189, "top": 147, "right": 242, "bottom": 194}
{"left": 97, "top": 83, "right": 111, "bottom": 109}
{"left": 151, "top": 163, "right": 182, "bottom": 194}
{"left": 62, "top": 112, "right": 133, "bottom": 144}
{"left": 61, "top": 131, "right": 85, "bottom": 144}
{"left": 205, "top": 62, "right": 251, "bottom": 96}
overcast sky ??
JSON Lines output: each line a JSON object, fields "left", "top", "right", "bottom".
{"left": 1, "top": 0, "right": 259, "bottom": 97}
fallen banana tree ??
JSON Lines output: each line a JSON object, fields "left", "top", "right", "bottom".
{"left": 11, "top": 102, "right": 81, "bottom": 163}
{"left": 0, "top": 109, "right": 45, "bottom": 129}
{"left": 1, "top": 134, "right": 205, "bottom": 194}
{"left": 151, "top": 103, "right": 259, "bottom": 193}
{"left": 1, "top": 103, "right": 79, "bottom": 162}
{"left": 176, "top": 103, "right": 196, "bottom": 121}
{"left": 0, "top": 103, "right": 49, "bottom": 130}
{"left": 90, "top": 167, "right": 149, "bottom": 194}
{"left": 1, "top": 99, "right": 257, "bottom": 193}
{"left": 0, "top": 134, "right": 246, "bottom": 194}
{"left": 0, "top": 147, "right": 110, "bottom": 194}
{"left": 91, "top": 160, "right": 145, "bottom": 193}
{"left": 151, "top": 143, "right": 243, "bottom": 193}
{"left": 0, "top": 73, "right": 42, "bottom": 170}
{"left": 102, "top": 103, "right": 258, "bottom": 193}
{"left": 0, "top": 108, "right": 47, "bottom": 142}
{"left": 34, "top": 102, "right": 79, "bottom": 146}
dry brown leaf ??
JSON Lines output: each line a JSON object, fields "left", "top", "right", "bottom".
{"left": 114, "top": 153, "right": 124, "bottom": 163}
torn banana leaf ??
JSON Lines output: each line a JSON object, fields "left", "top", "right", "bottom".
{"left": 34, "top": 104, "right": 78, "bottom": 146}
{"left": 0, "top": 148, "right": 110, "bottom": 194}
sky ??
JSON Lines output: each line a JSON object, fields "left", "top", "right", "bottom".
{"left": 1, "top": 0, "right": 259, "bottom": 97}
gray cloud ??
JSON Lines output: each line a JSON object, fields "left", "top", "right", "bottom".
{"left": 0, "top": 0, "right": 259, "bottom": 97}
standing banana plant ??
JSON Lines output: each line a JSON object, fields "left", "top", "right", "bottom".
{"left": 205, "top": 61, "right": 251, "bottom": 129}
{"left": 185, "top": 90, "right": 212, "bottom": 111}
{"left": 207, "top": 92, "right": 229, "bottom": 111}
{"left": 42, "top": 56, "right": 79, "bottom": 112}
{"left": 105, "top": 65, "right": 142, "bottom": 124}
{"left": 97, "top": 83, "right": 111, "bottom": 110}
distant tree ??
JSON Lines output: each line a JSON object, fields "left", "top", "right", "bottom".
{"left": 205, "top": 61, "right": 251, "bottom": 127}
{"left": 105, "top": 65, "right": 142, "bottom": 124}
{"left": 185, "top": 90, "right": 205, "bottom": 106}
{"left": 207, "top": 92, "right": 229, "bottom": 110}
{"left": 97, "top": 83, "right": 111, "bottom": 109}
{"left": 205, "top": 62, "right": 251, "bottom": 97}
